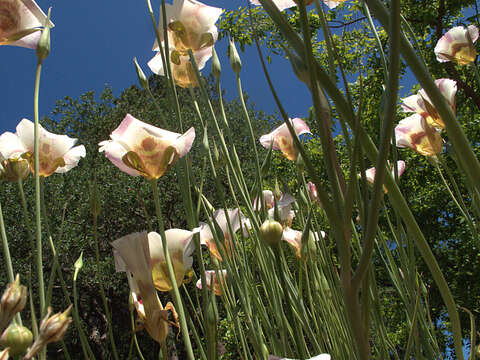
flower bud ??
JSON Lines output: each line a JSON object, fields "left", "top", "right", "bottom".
{"left": 36, "top": 8, "right": 52, "bottom": 64}
{"left": 133, "top": 57, "right": 150, "bottom": 90}
{"left": 228, "top": 39, "right": 242, "bottom": 76}
{"left": 0, "top": 324, "right": 33, "bottom": 356}
{"left": 260, "top": 219, "right": 283, "bottom": 247}
{"left": 0, "top": 275, "right": 27, "bottom": 333}
{"left": 211, "top": 47, "right": 221, "bottom": 80}
{"left": 0, "top": 159, "right": 30, "bottom": 182}
{"left": 24, "top": 306, "right": 72, "bottom": 360}
{"left": 0, "top": 348, "right": 9, "bottom": 360}
{"left": 273, "top": 179, "right": 282, "bottom": 201}
{"left": 205, "top": 294, "right": 218, "bottom": 327}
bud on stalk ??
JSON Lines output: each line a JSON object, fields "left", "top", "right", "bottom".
{"left": 0, "top": 324, "right": 33, "bottom": 356}
{"left": 260, "top": 219, "right": 283, "bottom": 247}
{"left": 0, "top": 275, "right": 27, "bottom": 333}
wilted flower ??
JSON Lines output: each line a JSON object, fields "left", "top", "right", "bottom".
{"left": 0, "top": 275, "right": 27, "bottom": 333}
{"left": 0, "top": 119, "right": 85, "bottom": 177}
{"left": 99, "top": 114, "right": 195, "bottom": 179}
{"left": 148, "top": 46, "right": 212, "bottom": 88}
{"left": 24, "top": 306, "right": 72, "bottom": 360}
{"left": 148, "top": 230, "right": 195, "bottom": 292}
{"left": 282, "top": 228, "right": 324, "bottom": 259}
{"left": 435, "top": 25, "right": 479, "bottom": 65}
{"left": 362, "top": 160, "right": 406, "bottom": 192}
{"left": 0, "top": 324, "right": 32, "bottom": 356}
{"left": 259, "top": 118, "right": 311, "bottom": 161}
{"left": 250, "top": 0, "right": 345, "bottom": 11}
{"left": 401, "top": 79, "right": 457, "bottom": 129}
{"left": 267, "top": 193, "right": 296, "bottom": 227}
{"left": 395, "top": 114, "right": 443, "bottom": 157}
{"left": 112, "top": 232, "right": 177, "bottom": 344}
{"left": 0, "top": 0, "right": 53, "bottom": 49}
{"left": 197, "top": 208, "right": 249, "bottom": 261}
{"left": 155, "top": 0, "right": 222, "bottom": 55}
{"left": 196, "top": 270, "right": 227, "bottom": 296}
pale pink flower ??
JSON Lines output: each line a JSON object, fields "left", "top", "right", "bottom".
{"left": 154, "top": 0, "right": 222, "bottom": 54}
{"left": 99, "top": 114, "right": 195, "bottom": 179}
{"left": 196, "top": 208, "right": 249, "bottom": 261}
{"left": 435, "top": 25, "right": 479, "bottom": 65}
{"left": 259, "top": 118, "right": 311, "bottom": 161}
{"left": 307, "top": 181, "right": 320, "bottom": 204}
{"left": 0, "top": 0, "right": 54, "bottom": 49}
{"left": 401, "top": 79, "right": 457, "bottom": 129}
{"left": 196, "top": 270, "right": 227, "bottom": 296}
{"left": 395, "top": 114, "right": 443, "bottom": 157}
{"left": 0, "top": 119, "right": 85, "bottom": 177}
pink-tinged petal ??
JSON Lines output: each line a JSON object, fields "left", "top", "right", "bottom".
{"left": 250, "top": 0, "right": 296, "bottom": 11}
{"left": 322, "top": 0, "right": 343, "bottom": 8}
{"left": 395, "top": 160, "right": 406, "bottom": 178}
{"left": 434, "top": 78, "right": 457, "bottom": 108}
{"left": 10, "top": 30, "right": 41, "bottom": 49}
{"left": 259, "top": 133, "right": 277, "bottom": 150}
{"left": 282, "top": 227, "right": 302, "bottom": 256}
{"left": 175, "top": 0, "right": 222, "bottom": 35}
{"left": 196, "top": 269, "right": 227, "bottom": 295}
{"left": 307, "top": 182, "right": 320, "bottom": 203}
{"left": 401, "top": 94, "right": 425, "bottom": 114}
{"left": 172, "top": 127, "right": 195, "bottom": 158}
{"left": 364, "top": 167, "right": 376, "bottom": 184}
{"left": 147, "top": 52, "right": 166, "bottom": 76}
{"left": 56, "top": 145, "right": 86, "bottom": 173}
{"left": 98, "top": 140, "right": 139, "bottom": 177}
{"left": 0, "top": 131, "right": 27, "bottom": 159}
{"left": 468, "top": 24, "right": 479, "bottom": 43}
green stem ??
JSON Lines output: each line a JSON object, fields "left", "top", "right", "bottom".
{"left": 150, "top": 179, "right": 194, "bottom": 360}
{"left": 93, "top": 214, "right": 120, "bottom": 360}
{"left": 33, "top": 60, "right": 46, "bottom": 318}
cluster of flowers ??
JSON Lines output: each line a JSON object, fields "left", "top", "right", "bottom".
{"left": 395, "top": 25, "right": 478, "bottom": 158}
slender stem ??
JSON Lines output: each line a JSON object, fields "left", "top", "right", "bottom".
{"left": 0, "top": 199, "right": 14, "bottom": 284}
{"left": 471, "top": 63, "right": 480, "bottom": 92}
{"left": 93, "top": 213, "right": 120, "bottom": 360}
{"left": 150, "top": 179, "right": 194, "bottom": 360}
{"left": 33, "top": 61, "right": 46, "bottom": 318}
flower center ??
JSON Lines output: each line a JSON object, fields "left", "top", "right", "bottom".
{"left": 0, "top": 0, "right": 20, "bottom": 37}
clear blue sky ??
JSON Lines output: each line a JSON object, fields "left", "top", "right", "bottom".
{"left": 0, "top": 0, "right": 311, "bottom": 133}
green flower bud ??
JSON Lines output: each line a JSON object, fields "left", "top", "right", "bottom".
{"left": 284, "top": 46, "right": 311, "bottom": 87}
{"left": 133, "top": 57, "right": 150, "bottom": 90}
{"left": 260, "top": 219, "right": 283, "bottom": 247}
{"left": 211, "top": 47, "right": 221, "bottom": 80}
{"left": 228, "top": 39, "right": 242, "bottom": 76}
{"left": 0, "top": 324, "right": 33, "bottom": 356}
{"left": 0, "top": 275, "right": 27, "bottom": 333}
{"left": 36, "top": 8, "right": 52, "bottom": 64}
{"left": 0, "top": 159, "right": 30, "bottom": 182}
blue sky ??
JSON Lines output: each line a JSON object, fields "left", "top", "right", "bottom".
{"left": 0, "top": 0, "right": 311, "bottom": 133}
